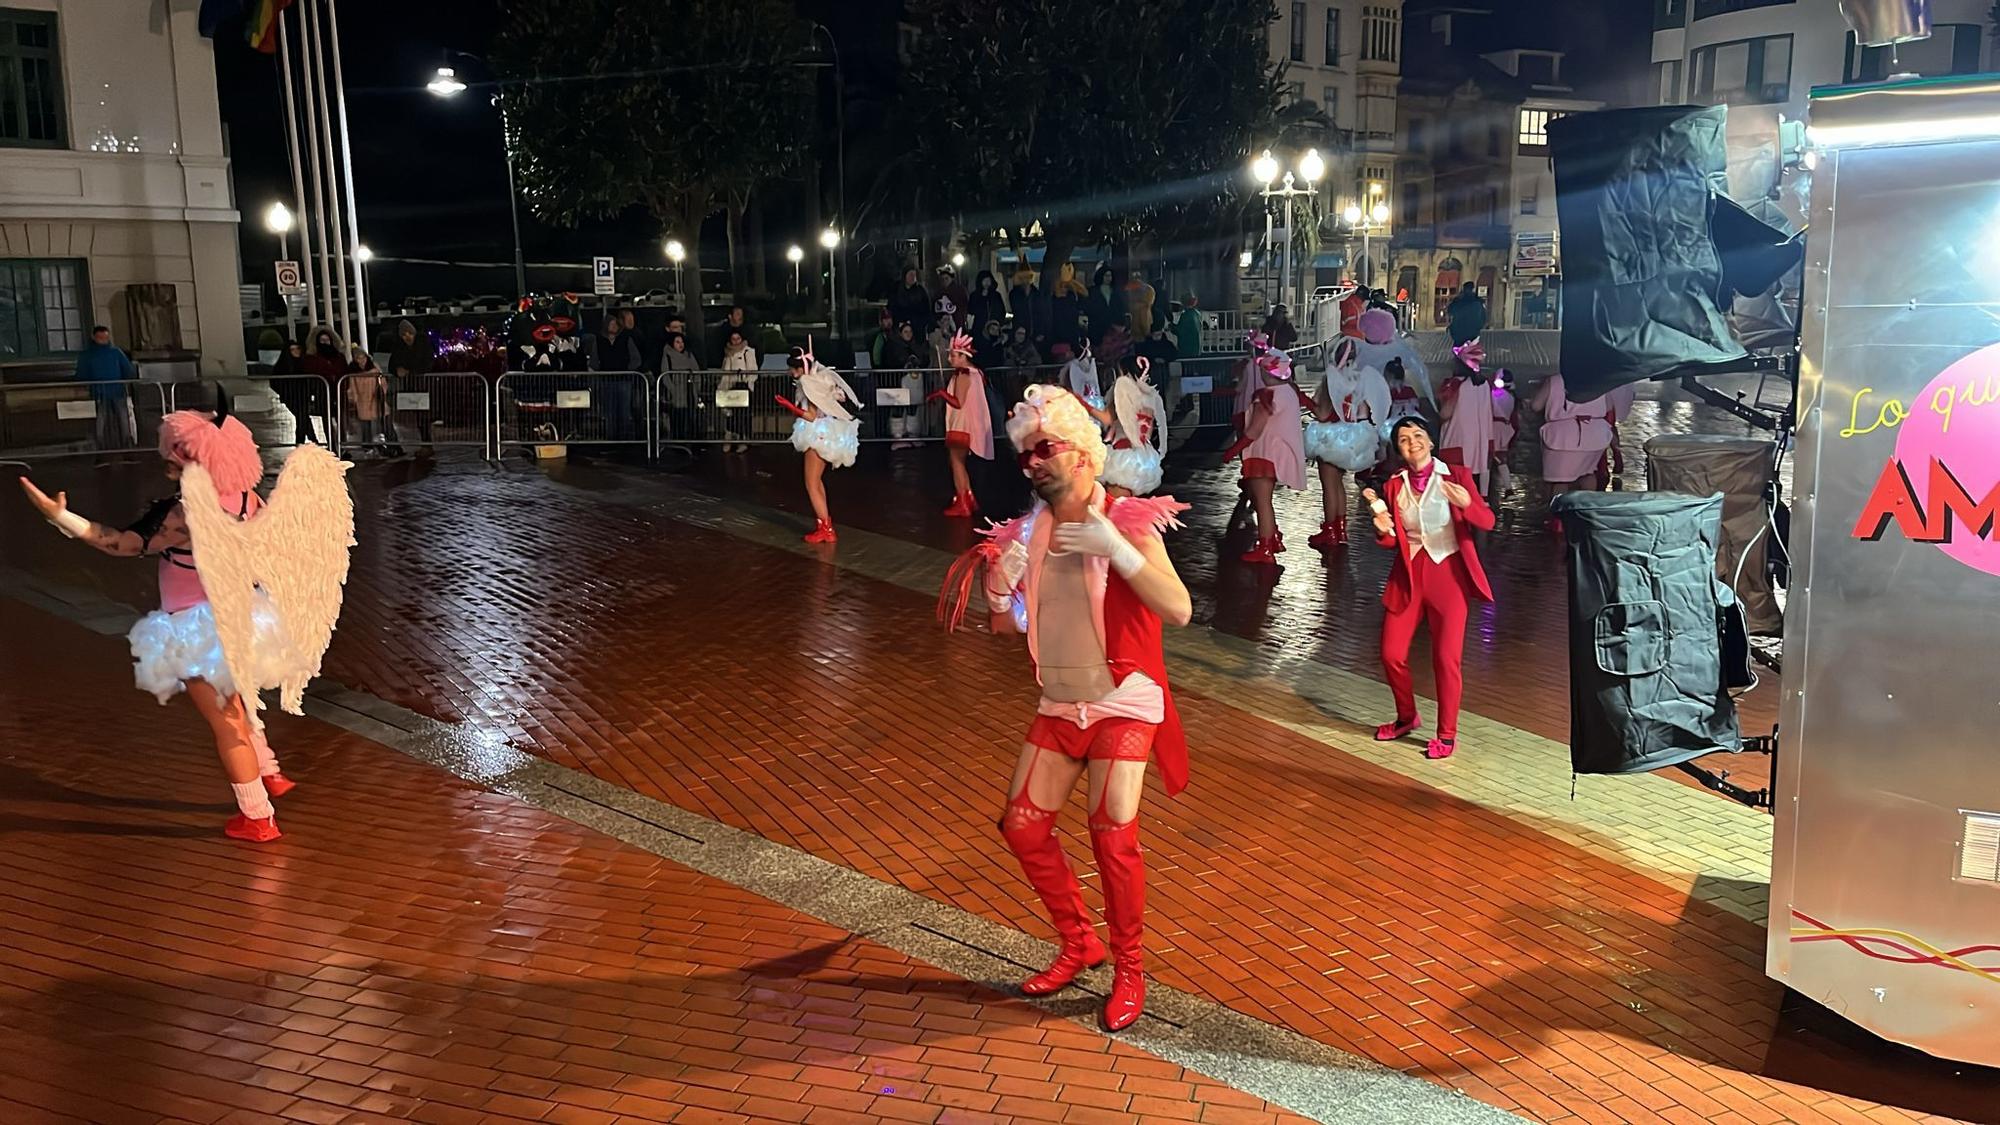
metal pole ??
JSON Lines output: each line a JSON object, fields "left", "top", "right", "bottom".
{"left": 828, "top": 28, "right": 847, "bottom": 337}
{"left": 276, "top": 14, "right": 317, "bottom": 337}
{"left": 499, "top": 102, "right": 527, "bottom": 300}
{"left": 325, "top": 0, "right": 369, "bottom": 355}
{"left": 1281, "top": 192, "right": 1293, "bottom": 318}
{"left": 293, "top": 7, "right": 332, "bottom": 333}
{"left": 302, "top": 0, "right": 349, "bottom": 346}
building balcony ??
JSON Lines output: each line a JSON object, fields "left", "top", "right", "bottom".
{"left": 1438, "top": 221, "right": 1513, "bottom": 248}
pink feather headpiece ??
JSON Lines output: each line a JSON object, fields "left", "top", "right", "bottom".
{"left": 1246, "top": 329, "right": 1271, "bottom": 354}
{"left": 948, "top": 331, "right": 975, "bottom": 360}
{"left": 1453, "top": 338, "right": 1486, "bottom": 374}
{"left": 159, "top": 410, "right": 263, "bottom": 494}
{"left": 1256, "top": 348, "right": 1295, "bottom": 382}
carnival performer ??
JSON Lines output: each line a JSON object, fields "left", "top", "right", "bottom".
{"left": 1362, "top": 417, "right": 1494, "bottom": 761}
{"left": 937, "top": 383, "right": 1193, "bottom": 1033}
{"left": 931, "top": 330, "right": 995, "bottom": 517}
{"left": 1304, "top": 337, "right": 1390, "bottom": 548}
{"left": 1222, "top": 343, "right": 1307, "bottom": 565}
{"left": 17, "top": 402, "right": 354, "bottom": 841}
{"left": 1437, "top": 339, "right": 1497, "bottom": 497}
{"left": 776, "top": 344, "right": 862, "bottom": 544}
{"left": 1490, "top": 368, "right": 1520, "bottom": 498}
{"left": 1531, "top": 371, "right": 1618, "bottom": 531}
{"left": 1354, "top": 307, "right": 1432, "bottom": 406}
{"left": 1088, "top": 355, "right": 1168, "bottom": 498}
{"left": 1064, "top": 343, "right": 1104, "bottom": 409}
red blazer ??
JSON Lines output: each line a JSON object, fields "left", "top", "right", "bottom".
{"left": 1374, "top": 459, "right": 1496, "bottom": 610}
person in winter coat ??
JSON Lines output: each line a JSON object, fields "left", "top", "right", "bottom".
{"left": 268, "top": 339, "right": 325, "bottom": 445}
{"left": 1261, "top": 306, "right": 1300, "bottom": 351}
{"left": 1447, "top": 283, "right": 1487, "bottom": 347}
{"left": 387, "top": 319, "right": 435, "bottom": 445}
{"left": 1049, "top": 262, "right": 1087, "bottom": 344}
{"left": 889, "top": 267, "right": 933, "bottom": 336}
{"left": 1097, "top": 316, "right": 1134, "bottom": 370}
{"left": 884, "top": 321, "right": 927, "bottom": 449}
{"left": 1175, "top": 296, "right": 1203, "bottom": 359}
{"left": 74, "top": 325, "right": 138, "bottom": 451}
{"left": 588, "top": 314, "right": 644, "bottom": 442}
{"left": 345, "top": 347, "right": 401, "bottom": 455}
{"left": 967, "top": 269, "right": 1007, "bottom": 337}
{"left": 717, "top": 328, "right": 759, "bottom": 453}
{"left": 1007, "top": 266, "right": 1044, "bottom": 345}
{"left": 934, "top": 265, "right": 970, "bottom": 323}
{"left": 1085, "top": 265, "right": 1123, "bottom": 346}
{"left": 659, "top": 330, "right": 702, "bottom": 439}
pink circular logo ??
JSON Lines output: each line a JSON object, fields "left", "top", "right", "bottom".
{"left": 1891, "top": 341, "right": 2000, "bottom": 576}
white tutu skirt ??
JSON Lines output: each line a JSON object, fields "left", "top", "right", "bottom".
{"left": 1305, "top": 420, "right": 1381, "bottom": 472}
{"left": 128, "top": 592, "right": 292, "bottom": 704}
{"left": 791, "top": 415, "right": 860, "bottom": 468}
{"left": 1100, "top": 445, "right": 1164, "bottom": 495}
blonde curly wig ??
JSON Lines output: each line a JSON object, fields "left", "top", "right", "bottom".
{"left": 1005, "top": 384, "right": 1106, "bottom": 476}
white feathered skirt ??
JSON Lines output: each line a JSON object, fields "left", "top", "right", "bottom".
{"left": 1100, "top": 445, "right": 1164, "bottom": 496}
{"left": 128, "top": 591, "right": 292, "bottom": 704}
{"left": 1305, "top": 420, "right": 1381, "bottom": 472}
{"left": 791, "top": 416, "right": 860, "bottom": 468}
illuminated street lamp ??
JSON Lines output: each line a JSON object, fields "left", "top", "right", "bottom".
{"left": 819, "top": 228, "right": 843, "bottom": 334}
{"left": 1342, "top": 181, "right": 1391, "bottom": 289}
{"left": 426, "top": 59, "right": 525, "bottom": 299}
{"left": 786, "top": 244, "right": 805, "bottom": 293}
{"left": 664, "top": 238, "right": 687, "bottom": 302}
{"left": 425, "top": 66, "right": 466, "bottom": 96}
{"left": 1251, "top": 148, "right": 1322, "bottom": 314}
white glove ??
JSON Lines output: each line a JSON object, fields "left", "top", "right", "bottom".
{"left": 51, "top": 509, "right": 90, "bottom": 538}
{"left": 1051, "top": 510, "right": 1148, "bottom": 579}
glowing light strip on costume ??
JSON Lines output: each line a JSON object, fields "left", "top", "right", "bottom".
{"left": 1790, "top": 910, "right": 2000, "bottom": 985}
{"left": 1808, "top": 113, "right": 2000, "bottom": 150}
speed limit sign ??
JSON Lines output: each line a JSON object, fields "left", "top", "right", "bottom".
{"left": 274, "top": 260, "right": 305, "bottom": 296}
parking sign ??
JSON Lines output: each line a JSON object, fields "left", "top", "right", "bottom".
{"left": 593, "top": 255, "right": 615, "bottom": 295}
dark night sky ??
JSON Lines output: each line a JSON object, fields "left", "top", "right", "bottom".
{"left": 213, "top": 0, "right": 1647, "bottom": 302}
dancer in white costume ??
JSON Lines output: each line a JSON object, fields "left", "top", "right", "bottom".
{"left": 1091, "top": 355, "right": 1169, "bottom": 497}
{"left": 778, "top": 344, "right": 863, "bottom": 544}
{"left": 1304, "top": 338, "right": 1390, "bottom": 548}
{"left": 1354, "top": 308, "right": 1432, "bottom": 406}
{"left": 1064, "top": 344, "right": 1105, "bottom": 410}
{"left": 18, "top": 402, "right": 354, "bottom": 842}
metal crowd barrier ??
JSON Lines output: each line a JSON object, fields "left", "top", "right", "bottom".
{"left": 496, "top": 370, "right": 652, "bottom": 456}
{"left": 0, "top": 378, "right": 173, "bottom": 462}
{"left": 335, "top": 372, "right": 492, "bottom": 457}
{"left": 247, "top": 375, "right": 336, "bottom": 448}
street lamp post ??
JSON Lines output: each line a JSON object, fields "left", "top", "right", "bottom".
{"left": 664, "top": 239, "right": 687, "bottom": 306}
{"left": 819, "top": 227, "right": 841, "bottom": 337}
{"left": 786, "top": 244, "right": 805, "bottom": 294}
{"left": 265, "top": 202, "right": 296, "bottom": 337}
{"left": 427, "top": 60, "right": 527, "bottom": 301}
{"left": 811, "top": 25, "right": 847, "bottom": 339}
{"left": 355, "top": 244, "right": 373, "bottom": 343}
{"left": 1342, "top": 185, "right": 1391, "bottom": 293}
{"left": 1251, "top": 148, "right": 1323, "bottom": 317}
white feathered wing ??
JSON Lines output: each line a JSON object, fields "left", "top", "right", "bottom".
{"left": 179, "top": 445, "right": 356, "bottom": 725}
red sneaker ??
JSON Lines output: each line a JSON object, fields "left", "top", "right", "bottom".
{"left": 1272, "top": 529, "right": 1287, "bottom": 553}
{"left": 803, "top": 519, "right": 837, "bottom": 544}
{"left": 1100, "top": 964, "right": 1146, "bottom": 1032}
{"left": 1333, "top": 515, "right": 1349, "bottom": 545}
{"left": 1306, "top": 521, "right": 1339, "bottom": 550}
{"left": 1425, "top": 737, "right": 1457, "bottom": 760}
{"left": 1375, "top": 715, "right": 1421, "bottom": 741}
{"left": 262, "top": 773, "right": 296, "bottom": 798}
{"left": 942, "top": 491, "right": 976, "bottom": 517}
{"left": 1239, "top": 537, "right": 1279, "bottom": 564}
{"left": 223, "top": 814, "right": 282, "bottom": 842}
{"left": 1020, "top": 934, "right": 1107, "bottom": 997}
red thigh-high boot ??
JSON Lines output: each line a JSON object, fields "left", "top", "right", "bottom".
{"left": 1089, "top": 797, "right": 1146, "bottom": 1031}
{"left": 1003, "top": 792, "right": 1107, "bottom": 996}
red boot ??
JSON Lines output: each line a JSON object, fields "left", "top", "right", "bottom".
{"left": 1273, "top": 529, "right": 1287, "bottom": 553}
{"left": 262, "top": 773, "right": 296, "bottom": 798}
{"left": 1333, "top": 515, "right": 1349, "bottom": 545}
{"left": 1090, "top": 807, "right": 1146, "bottom": 1032}
{"left": 224, "top": 814, "right": 281, "bottom": 842}
{"left": 1307, "top": 520, "right": 1339, "bottom": 549}
{"left": 1003, "top": 792, "right": 1106, "bottom": 997}
{"left": 942, "top": 491, "right": 978, "bottom": 518}
{"left": 803, "top": 519, "right": 837, "bottom": 544}
{"left": 1239, "top": 536, "right": 1279, "bottom": 564}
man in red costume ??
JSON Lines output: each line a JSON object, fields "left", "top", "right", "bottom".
{"left": 940, "top": 384, "right": 1193, "bottom": 1031}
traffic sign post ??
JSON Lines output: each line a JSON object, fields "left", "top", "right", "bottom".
{"left": 273, "top": 260, "right": 306, "bottom": 340}
{"left": 593, "top": 256, "right": 615, "bottom": 296}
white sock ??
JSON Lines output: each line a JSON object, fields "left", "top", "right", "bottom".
{"left": 230, "top": 779, "right": 274, "bottom": 820}
{"left": 250, "top": 724, "right": 280, "bottom": 778}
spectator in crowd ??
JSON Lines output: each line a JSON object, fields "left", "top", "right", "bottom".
{"left": 1085, "top": 265, "right": 1123, "bottom": 346}
{"left": 1098, "top": 314, "right": 1135, "bottom": 368}
{"left": 869, "top": 308, "right": 896, "bottom": 369}
{"left": 1003, "top": 322, "right": 1043, "bottom": 374}
{"left": 717, "top": 327, "right": 758, "bottom": 453}
{"left": 589, "top": 313, "right": 644, "bottom": 441}
{"left": 302, "top": 326, "right": 349, "bottom": 383}
{"left": 926, "top": 307, "right": 961, "bottom": 377}
{"left": 267, "top": 339, "right": 324, "bottom": 445}
{"left": 711, "top": 305, "right": 750, "bottom": 365}
{"left": 1175, "top": 295, "right": 1204, "bottom": 359}
{"left": 74, "top": 324, "right": 137, "bottom": 452}
{"left": 889, "top": 266, "right": 932, "bottom": 337}
{"left": 1447, "top": 283, "right": 1487, "bottom": 346}
{"left": 1262, "top": 305, "right": 1300, "bottom": 350}
{"left": 1049, "top": 262, "right": 1086, "bottom": 345}
{"left": 387, "top": 319, "right": 436, "bottom": 446}
{"left": 1007, "top": 265, "right": 1043, "bottom": 345}
{"left": 883, "top": 320, "right": 926, "bottom": 450}
{"left": 1136, "top": 319, "right": 1178, "bottom": 371}
{"left": 934, "top": 264, "right": 970, "bottom": 322}
{"left": 967, "top": 269, "right": 1007, "bottom": 337}
{"left": 659, "top": 330, "right": 701, "bottom": 439}
{"left": 1122, "top": 271, "right": 1156, "bottom": 339}
{"left": 975, "top": 318, "right": 1007, "bottom": 374}
{"left": 345, "top": 346, "right": 401, "bottom": 455}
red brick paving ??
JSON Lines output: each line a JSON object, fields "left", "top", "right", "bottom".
{"left": 3, "top": 456, "right": 1990, "bottom": 1124}
{"left": 0, "top": 597, "right": 1314, "bottom": 1125}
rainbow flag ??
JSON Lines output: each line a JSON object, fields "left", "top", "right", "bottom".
{"left": 197, "top": 0, "right": 292, "bottom": 54}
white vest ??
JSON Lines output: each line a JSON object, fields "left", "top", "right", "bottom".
{"left": 1398, "top": 465, "right": 1460, "bottom": 564}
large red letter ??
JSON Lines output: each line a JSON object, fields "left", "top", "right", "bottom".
{"left": 1924, "top": 457, "right": 2000, "bottom": 543}
{"left": 1853, "top": 457, "right": 1927, "bottom": 541}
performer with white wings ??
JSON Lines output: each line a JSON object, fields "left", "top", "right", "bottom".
{"left": 18, "top": 402, "right": 354, "bottom": 842}
{"left": 1088, "top": 356, "right": 1168, "bottom": 497}
{"left": 776, "top": 344, "right": 862, "bottom": 544}
{"left": 1304, "top": 337, "right": 1391, "bottom": 548}
{"left": 1354, "top": 308, "right": 1432, "bottom": 406}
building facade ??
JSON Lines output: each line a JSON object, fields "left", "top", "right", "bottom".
{"left": 0, "top": 0, "right": 243, "bottom": 377}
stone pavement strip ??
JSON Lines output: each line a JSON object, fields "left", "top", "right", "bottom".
{"left": 0, "top": 593, "right": 1488, "bottom": 1125}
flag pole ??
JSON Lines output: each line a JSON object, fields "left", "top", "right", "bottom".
{"left": 324, "top": 0, "right": 368, "bottom": 354}
{"left": 303, "top": 0, "right": 350, "bottom": 348}
{"left": 276, "top": 12, "right": 316, "bottom": 339}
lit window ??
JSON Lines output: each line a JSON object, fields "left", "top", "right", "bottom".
{"left": 1518, "top": 109, "right": 1552, "bottom": 148}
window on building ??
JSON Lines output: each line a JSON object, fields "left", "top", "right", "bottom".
{"left": 1518, "top": 108, "right": 1553, "bottom": 148}
{"left": 1287, "top": 80, "right": 1306, "bottom": 105}
{"left": 1653, "top": 0, "right": 1686, "bottom": 31}
{"left": 0, "top": 259, "right": 91, "bottom": 358}
{"left": 0, "top": 8, "right": 64, "bottom": 148}
{"left": 1653, "top": 59, "right": 1683, "bottom": 103}
{"left": 1516, "top": 52, "right": 1557, "bottom": 86}
{"left": 1693, "top": 0, "right": 1793, "bottom": 19}
{"left": 1845, "top": 25, "right": 1983, "bottom": 83}
{"left": 1324, "top": 9, "right": 1341, "bottom": 66}
{"left": 1691, "top": 34, "right": 1792, "bottom": 105}
{"left": 1291, "top": 2, "right": 1307, "bottom": 62}
{"left": 1362, "top": 6, "right": 1400, "bottom": 63}
{"left": 1322, "top": 86, "right": 1339, "bottom": 123}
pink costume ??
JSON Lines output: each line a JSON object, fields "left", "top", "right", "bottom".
{"left": 1437, "top": 376, "right": 1497, "bottom": 495}
{"left": 944, "top": 365, "right": 995, "bottom": 460}
{"left": 1538, "top": 373, "right": 1617, "bottom": 483}
{"left": 1238, "top": 351, "right": 1307, "bottom": 490}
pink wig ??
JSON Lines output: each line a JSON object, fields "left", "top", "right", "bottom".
{"left": 159, "top": 410, "right": 264, "bottom": 494}
{"left": 1359, "top": 308, "right": 1396, "bottom": 345}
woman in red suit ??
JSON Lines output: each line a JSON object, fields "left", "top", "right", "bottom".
{"left": 1361, "top": 417, "right": 1495, "bottom": 760}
